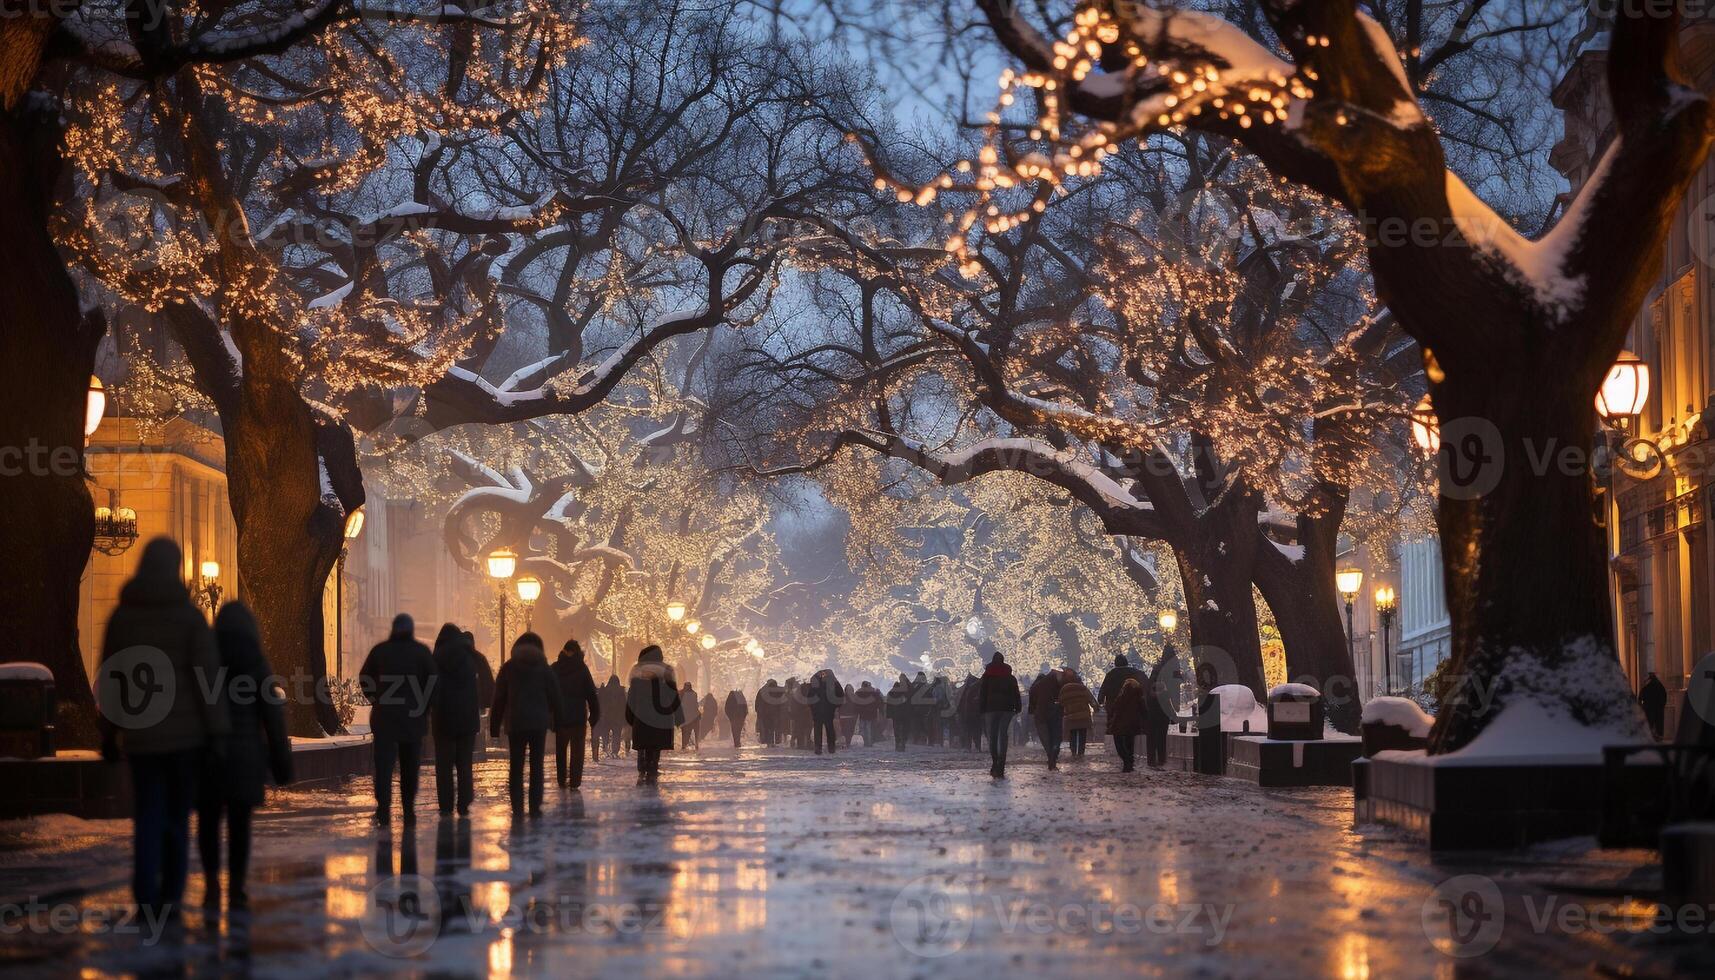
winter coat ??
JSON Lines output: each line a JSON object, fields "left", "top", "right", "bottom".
{"left": 1098, "top": 663, "right": 1147, "bottom": 709}
{"left": 852, "top": 683, "right": 882, "bottom": 720}
{"left": 957, "top": 676, "right": 982, "bottom": 721}
{"left": 473, "top": 644, "right": 496, "bottom": 711}
{"left": 431, "top": 625, "right": 482, "bottom": 738}
{"left": 98, "top": 538, "right": 230, "bottom": 757}
{"left": 1028, "top": 672, "right": 1064, "bottom": 721}
{"left": 489, "top": 640, "right": 564, "bottom": 736}
{"left": 680, "top": 687, "right": 702, "bottom": 728}
{"left": 626, "top": 652, "right": 684, "bottom": 751}
{"left": 1106, "top": 678, "right": 1146, "bottom": 737}
{"left": 885, "top": 679, "right": 912, "bottom": 719}
{"left": 837, "top": 686, "right": 859, "bottom": 719}
{"left": 203, "top": 602, "right": 291, "bottom": 807}
{"left": 724, "top": 690, "right": 748, "bottom": 720}
{"left": 977, "top": 663, "right": 1022, "bottom": 714}
{"left": 360, "top": 632, "right": 437, "bottom": 742}
{"left": 755, "top": 682, "right": 784, "bottom": 724}
{"left": 599, "top": 678, "right": 626, "bottom": 729}
{"left": 699, "top": 693, "right": 719, "bottom": 738}
{"left": 808, "top": 671, "right": 844, "bottom": 721}
{"left": 1147, "top": 654, "right": 1182, "bottom": 731}
{"left": 1058, "top": 678, "right": 1095, "bottom": 729}
{"left": 552, "top": 649, "right": 602, "bottom": 729}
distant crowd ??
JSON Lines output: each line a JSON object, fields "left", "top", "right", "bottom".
{"left": 94, "top": 537, "right": 1187, "bottom": 927}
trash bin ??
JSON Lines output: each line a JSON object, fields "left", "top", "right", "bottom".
{"left": 0, "top": 663, "right": 56, "bottom": 759}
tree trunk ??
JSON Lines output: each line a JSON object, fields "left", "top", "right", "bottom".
{"left": 1253, "top": 497, "right": 1359, "bottom": 733}
{"left": 1425, "top": 370, "right": 1644, "bottom": 752}
{"left": 1174, "top": 535, "right": 1266, "bottom": 699}
{"left": 0, "top": 111, "right": 105, "bottom": 747}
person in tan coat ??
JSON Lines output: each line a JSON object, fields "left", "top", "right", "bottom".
{"left": 1057, "top": 670, "right": 1095, "bottom": 759}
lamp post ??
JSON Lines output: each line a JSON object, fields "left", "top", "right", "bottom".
{"left": 335, "top": 507, "right": 364, "bottom": 683}
{"left": 1374, "top": 585, "right": 1397, "bottom": 696}
{"left": 1336, "top": 567, "right": 1364, "bottom": 696}
{"left": 516, "top": 575, "right": 542, "bottom": 632}
{"left": 1157, "top": 608, "right": 1178, "bottom": 634}
{"left": 85, "top": 375, "right": 106, "bottom": 442}
{"left": 487, "top": 547, "right": 517, "bottom": 662}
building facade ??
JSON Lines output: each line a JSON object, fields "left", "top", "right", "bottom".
{"left": 1554, "top": 28, "right": 1715, "bottom": 736}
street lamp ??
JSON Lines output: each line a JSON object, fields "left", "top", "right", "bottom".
{"left": 487, "top": 547, "right": 517, "bottom": 661}
{"left": 665, "top": 600, "right": 688, "bottom": 622}
{"left": 195, "top": 560, "right": 222, "bottom": 617}
{"left": 516, "top": 575, "right": 542, "bottom": 631}
{"left": 700, "top": 633, "right": 717, "bottom": 650}
{"left": 1336, "top": 567, "right": 1364, "bottom": 696}
{"left": 1595, "top": 349, "right": 1649, "bottom": 423}
{"left": 1374, "top": 585, "right": 1398, "bottom": 695}
{"left": 335, "top": 507, "right": 364, "bottom": 682}
{"left": 1410, "top": 394, "right": 1440, "bottom": 456}
{"left": 686, "top": 619, "right": 701, "bottom": 635}
{"left": 1157, "top": 608, "right": 1178, "bottom": 633}
{"left": 85, "top": 376, "right": 106, "bottom": 440}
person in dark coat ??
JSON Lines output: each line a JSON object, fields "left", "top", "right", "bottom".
{"left": 1028, "top": 667, "right": 1065, "bottom": 770}
{"left": 360, "top": 613, "right": 437, "bottom": 826}
{"left": 908, "top": 672, "right": 931, "bottom": 744}
{"left": 598, "top": 675, "right": 626, "bottom": 757}
{"left": 197, "top": 601, "right": 289, "bottom": 916}
{"left": 1145, "top": 647, "right": 1182, "bottom": 766}
{"left": 700, "top": 691, "right": 720, "bottom": 744}
{"left": 98, "top": 538, "right": 230, "bottom": 918}
{"left": 853, "top": 681, "right": 883, "bottom": 746}
{"left": 679, "top": 682, "right": 703, "bottom": 750}
{"left": 724, "top": 690, "right": 748, "bottom": 746}
{"left": 957, "top": 674, "right": 984, "bottom": 751}
{"left": 793, "top": 677, "right": 814, "bottom": 748}
{"left": 808, "top": 669, "right": 844, "bottom": 754}
{"left": 625, "top": 645, "right": 683, "bottom": 783}
{"left": 1639, "top": 672, "right": 1668, "bottom": 740}
{"left": 885, "top": 674, "right": 913, "bottom": 750}
{"left": 490, "top": 633, "right": 564, "bottom": 815}
{"left": 837, "top": 684, "right": 859, "bottom": 748}
{"left": 430, "top": 624, "right": 482, "bottom": 816}
{"left": 1097, "top": 653, "right": 1147, "bottom": 711}
{"left": 465, "top": 629, "right": 495, "bottom": 717}
{"left": 1106, "top": 677, "right": 1146, "bottom": 772}
{"left": 552, "top": 639, "right": 601, "bottom": 789}
{"left": 977, "top": 652, "right": 1022, "bottom": 778}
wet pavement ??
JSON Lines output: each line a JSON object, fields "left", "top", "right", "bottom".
{"left": 1, "top": 739, "right": 1709, "bottom": 978}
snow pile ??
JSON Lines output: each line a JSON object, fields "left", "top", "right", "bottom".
{"left": 1438, "top": 699, "right": 1633, "bottom": 766}
{"left": 1361, "top": 696, "right": 1433, "bottom": 737}
{"left": 1208, "top": 684, "right": 1268, "bottom": 733}
{"left": 1268, "top": 682, "right": 1320, "bottom": 700}
{"left": 0, "top": 662, "right": 52, "bottom": 682}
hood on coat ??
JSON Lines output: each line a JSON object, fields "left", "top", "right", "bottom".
{"left": 983, "top": 662, "right": 1013, "bottom": 678}
{"left": 121, "top": 537, "right": 191, "bottom": 606}
{"left": 509, "top": 635, "right": 548, "bottom": 668}
{"left": 630, "top": 659, "right": 673, "bottom": 683}
{"left": 214, "top": 600, "right": 260, "bottom": 644}
{"left": 434, "top": 623, "right": 463, "bottom": 653}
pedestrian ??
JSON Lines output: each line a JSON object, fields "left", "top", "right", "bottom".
{"left": 1639, "top": 672, "right": 1668, "bottom": 740}
{"left": 724, "top": 689, "right": 749, "bottom": 746}
{"left": 795, "top": 677, "right": 815, "bottom": 748}
{"left": 700, "top": 691, "right": 720, "bottom": 745}
{"left": 909, "top": 671, "right": 931, "bottom": 744}
{"left": 679, "top": 682, "right": 702, "bottom": 750}
{"left": 1058, "top": 669, "right": 1094, "bottom": 759}
{"left": 1097, "top": 653, "right": 1147, "bottom": 713}
{"left": 465, "top": 629, "right": 494, "bottom": 727}
{"left": 1146, "top": 647, "right": 1181, "bottom": 767}
{"left": 489, "top": 633, "right": 564, "bottom": 816}
{"left": 97, "top": 539, "right": 230, "bottom": 920}
{"left": 886, "top": 674, "right": 912, "bottom": 750}
{"left": 599, "top": 674, "right": 626, "bottom": 757}
{"left": 809, "top": 669, "right": 843, "bottom": 754}
{"left": 1107, "top": 677, "right": 1145, "bottom": 772}
{"left": 625, "top": 645, "right": 683, "bottom": 784}
{"left": 928, "top": 676, "right": 952, "bottom": 746}
{"left": 360, "top": 613, "right": 437, "bottom": 826}
{"left": 198, "top": 601, "right": 289, "bottom": 916}
{"left": 552, "top": 639, "right": 601, "bottom": 790}
{"left": 1029, "top": 666, "right": 1065, "bottom": 770}
{"left": 957, "top": 673, "right": 983, "bottom": 751}
{"left": 838, "top": 683, "right": 859, "bottom": 748}
{"left": 853, "top": 680, "right": 882, "bottom": 746}
{"left": 430, "top": 624, "right": 481, "bottom": 816}
{"left": 977, "top": 652, "right": 1022, "bottom": 778}
{"left": 754, "top": 678, "right": 779, "bottom": 744}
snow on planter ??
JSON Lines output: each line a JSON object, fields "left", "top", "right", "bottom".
{"left": 1361, "top": 696, "right": 1434, "bottom": 738}
{"left": 1435, "top": 698, "right": 1637, "bottom": 766}
{"left": 1207, "top": 684, "right": 1268, "bottom": 734}
{"left": 1268, "top": 682, "right": 1320, "bottom": 700}
{"left": 0, "top": 663, "right": 53, "bottom": 682}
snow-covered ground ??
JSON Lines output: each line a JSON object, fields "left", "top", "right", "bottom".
{"left": 0, "top": 742, "right": 1702, "bottom": 978}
